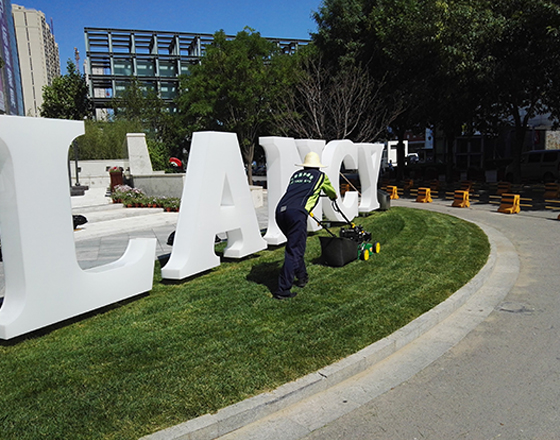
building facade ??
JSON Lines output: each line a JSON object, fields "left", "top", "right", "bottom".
{"left": 0, "top": 0, "right": 23, "bottom": 115}
{"left": 84, "top": 27, "right": 309, "bottom": 119}
{"left": 12, "top": 4, "right": 60, "bottom": 117}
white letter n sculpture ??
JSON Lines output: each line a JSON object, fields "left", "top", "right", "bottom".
{"left": 0, "top": 116, "right": 156, "bottom": 340}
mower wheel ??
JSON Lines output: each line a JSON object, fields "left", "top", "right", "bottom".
{"left": 373, "top": 242, "right": 381, "bottom": 253}
{"left": 360, "top": 248, "right": 370, "bottom": 261}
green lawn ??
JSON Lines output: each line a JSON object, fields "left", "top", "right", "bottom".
{"left": 0, "top": 207, "right": 489, "bottom": 440}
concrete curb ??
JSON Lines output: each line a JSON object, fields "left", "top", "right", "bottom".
{"left": 141, "top": 218, "right": 518, "bottom": 440}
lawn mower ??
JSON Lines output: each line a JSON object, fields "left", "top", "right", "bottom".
{"left": 309, "top": 200, "right": 380, "bottom": 267}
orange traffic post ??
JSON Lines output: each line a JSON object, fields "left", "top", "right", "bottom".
{"left": 416, "top": 187, "right": 432, "bottom": 203}
{"left": 387, "top": 185, "right": 399, "bottom": 200}
{"left": 452, "top": 190, "right": 470, "bottom": 208}
{"left": 544, "top": 183, "right": 560, "bottom": 199}
{"left": 497, "top": 193, "right": 521, "bottom": 214}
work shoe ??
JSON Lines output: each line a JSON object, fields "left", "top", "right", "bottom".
{"left": 273, "top": 290, "right": 297, "bottom": 300}
{"left": 294, "top": 276, "right": 309, "bottom": 288}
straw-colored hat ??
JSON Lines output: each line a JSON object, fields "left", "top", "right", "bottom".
{"left": 297, "top": 152, "right": 326, "bottom": 168}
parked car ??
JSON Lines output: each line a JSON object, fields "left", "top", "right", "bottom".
{"left": 505, "top": 149, "right": 560, "bottom": 183}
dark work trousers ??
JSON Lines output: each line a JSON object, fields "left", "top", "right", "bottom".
{"left": 276, "top": 208, "right": 308, "bottom": 294}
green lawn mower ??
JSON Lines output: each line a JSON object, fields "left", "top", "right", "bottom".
{"left": 310, "top": 200, "right": 380, "bottom": 267}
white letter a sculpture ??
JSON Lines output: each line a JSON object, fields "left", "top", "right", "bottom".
{"left": 161, "top": 132, "right": 267, "bottom": 281}
{"left": 0, "top": 116, "right": 156, "bottom": 340}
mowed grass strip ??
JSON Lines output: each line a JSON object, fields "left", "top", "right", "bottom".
{"left": 0, "top": 207, "right": 489, "bottom": 440}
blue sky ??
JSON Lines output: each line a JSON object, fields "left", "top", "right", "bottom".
{"left": 17, "top": 0, "right": 322, "bottom": 71}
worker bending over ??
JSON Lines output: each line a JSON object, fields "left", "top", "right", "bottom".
{"left": 274, "top": 152, "right": 337, "bottom": 300}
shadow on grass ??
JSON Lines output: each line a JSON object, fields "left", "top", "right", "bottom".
{"left": 246, "top": 261, "right": 280, "bottom": 293}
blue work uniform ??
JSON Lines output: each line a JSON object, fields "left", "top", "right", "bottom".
{"left": 275, "top": 168, "right": 337, "bottom": 297}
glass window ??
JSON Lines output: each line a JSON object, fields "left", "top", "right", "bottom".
{"left": 159, "top": 60, "right": 177, "bottom": 77}
{"left": 180, "top": 63, "right": 190, "bottom": 75}
{"left": 470, "top": 138, "right": 481, "bottom": 153}
{"left": 113, "top": 59, "right": 133, "bottom": 76}
{"left": 114, "top": 82, "right": 128, "bottom": 97}
{"left": 543, "top": 152, "right": 558, "bottom": 162}
{"left": 160, "top": 82, "right": 177, "bottom": 100}
{"left": 457, "top": 139, "right": 468, "bottom": 154}
{"left": 136, "top": 59, "right": 155, "bottom": 77}
{"left": 456, "top": 155, "right": 468, "bottom": 169}
{"left": 527, "top": 153, "right": 542, "bottom": 163}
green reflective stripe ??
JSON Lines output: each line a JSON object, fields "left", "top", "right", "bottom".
{"left": 322, "top": 174, "right": 337, "bottom": 199}
{"left": 305, "top": 173, "right": 325, "bottom": 213}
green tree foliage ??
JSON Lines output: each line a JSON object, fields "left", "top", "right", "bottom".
{"left": 177, "top": 29, "right": 290, "bottom": 182}
{"left": 74, "top": 119, "right": 142, "bottom": 160}
{"left": 313, "top": 0, "right": 560, "bottom": 182}
{"left": 314, "top": 0, "right": 438, "bottom": 178}
{"left": 275, "top": 47, "right": 402, "bottom": 142}
{"left": 479, "top": 0, "right": 560, "bottom": 181}
{"left": 40, "top": 60, "right": 92, "bottom": 120}
{"left": 111, "top": 77, "right": 183, "bottom": 170}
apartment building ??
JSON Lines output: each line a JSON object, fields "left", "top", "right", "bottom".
{"left": 12, "top": 3, "right": 60, "bottom": 117}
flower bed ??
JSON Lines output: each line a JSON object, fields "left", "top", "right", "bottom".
{"left": 111, "top": 185, "right": 180, "bottom": 212}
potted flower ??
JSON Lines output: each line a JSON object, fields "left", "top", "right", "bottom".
{"left": 108, "top": 166, "right": 124, "bottom": 192}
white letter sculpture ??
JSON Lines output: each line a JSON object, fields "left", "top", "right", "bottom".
{"left": 322, "top": 140, "right": 359, "bottom": 222}
{"left": 356, "top": 143, "right": 384, "bottom": 212}
{"left": 260, "top": 138, "right": 328, "bottom": 245}
{"left": 295, "top": 139, "right": 326, "bottom": 232}
{"left": 0, "top": 116, "right": 156, "bottom": 340}
{"left": 161, "top": 132, "right": 267, "bottom": 281}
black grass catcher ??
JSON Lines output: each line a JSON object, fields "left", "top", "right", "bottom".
{"left": 311, "top": 200, "right": 380, "bottom": 267}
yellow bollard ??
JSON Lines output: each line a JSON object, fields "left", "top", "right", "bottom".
{"left": 416, "top": 187, "right": 432, "bottom": 203}
{"left": 452, "top": 190, "right": 470, "bottom": 208}
{"left": 387, "top": 185, "right": 399, "bottom": 200}
{"left": 497, "top": 193, "right": 521, "bottom": 214}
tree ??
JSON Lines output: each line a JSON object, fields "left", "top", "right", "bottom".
{"left": 313, "top": 0, "right": 560, "bottom": 182}
{"left": 313, "top": 0, "right": 437, "bottom": 178}
{"left": 275, "top": 49, "right": 402, "bottom": 142}
{"left": 75, "top": 119, "right": 142, "bottom": 161}
{"left": 419, "top": 0, "right": 499, "bottom": 180}
{"left": 177, "top": 29, "right": 289, "bottom": 183}
{"left": 111, "top": 78, "right": 183, "bottom": 168}
{"left": 41, "top": 60, "right": 92, "bottom": 120}
{"left": 478, "top": 0, "right": 560, "bottom": 182}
